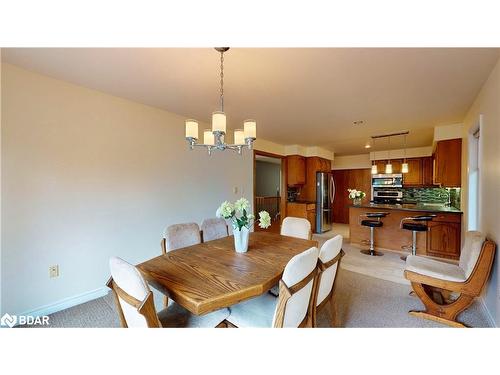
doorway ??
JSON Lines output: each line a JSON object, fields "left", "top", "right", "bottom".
{"left": 253, "top": 151, "right": 286, "bottom": 233}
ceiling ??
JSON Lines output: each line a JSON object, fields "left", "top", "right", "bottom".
{"left": 3, "top": 48, "right": 499, "bottom": 155}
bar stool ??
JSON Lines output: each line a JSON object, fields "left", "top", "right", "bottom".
{"left": 400, "top": 214, "right": 436, "bottom": 261}
{"left": 359, "top": 212, "right": 389, "bottom": 256}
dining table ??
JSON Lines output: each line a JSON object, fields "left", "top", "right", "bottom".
{"left": 137, "top": 231, "right": 318, "bottom": 315}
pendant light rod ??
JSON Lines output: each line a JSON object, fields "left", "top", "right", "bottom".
{"left": 371, "top": 130, "right": 409, "bottom": 139}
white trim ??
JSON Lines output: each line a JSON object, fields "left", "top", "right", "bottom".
{"left": 17, "top": 287, "right": 109, "bottom": 319}
{"left": 478, "top": 296, "right": 496, "bottom": 328}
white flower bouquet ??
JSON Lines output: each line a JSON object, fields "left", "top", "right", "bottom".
{"left": 216, "top": 198, "right": 271, "bottom": 231}
{"left": 347, "top": 189, "right": 366, "bottom": 202}
{"left": 216, "top": 198, "right": 271, "bottom": 253}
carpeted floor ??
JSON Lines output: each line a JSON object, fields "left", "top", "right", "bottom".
{"left": 25, "top": 224, "right": 492, "bottom": 328}
{"left": 31, "top": 267, "right": 491, "bottom": 328}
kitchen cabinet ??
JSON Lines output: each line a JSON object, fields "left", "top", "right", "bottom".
{"left": 300, "top": 157, "right": 332, "bottom": 201}
{"left": 332, "top": 168, "right": 372, "bottom": 224}
{"left": 286, "top": 155, "right": 306, "bottom": 186}
{"left": 422, "top": 156, "right": 434, "bottom": 185}
{"left": 427, "top": 219, "right": 461, "bottom": 260}
{"left": 375, "top": 159, "right": 402, "bottom": 174}
{"left": 402, "top": 158, "right": 422, "bottom": 185}
{"left": 433, "top": 139, "right": 462, "bottom": 187}
{"left": 287, "top": 202, "right": 316, "bottom": 233}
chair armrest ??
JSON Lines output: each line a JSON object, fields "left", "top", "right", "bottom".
{"left": 404, "top": 270, "right": 476, "bottom": 295}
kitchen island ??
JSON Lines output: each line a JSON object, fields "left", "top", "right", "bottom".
{"left": 349, "top": 203, "right": 462, "bottom": 259}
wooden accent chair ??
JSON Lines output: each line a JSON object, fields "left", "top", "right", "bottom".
{"left": 225, "top": 247, "right": 319, "bottom": 328}
{"left": 107, "top": 257, "right": 229, "bottom": 328}
{"left": 404, "top": 231, "right": 496, "bottom": 327}
{"left": 311, "top": 235, "right": 345, "bottom": 327}
{"left": 200, "top": 218, "right": 228, "bottom": 242}
{"left": 281, "top": 217, "right": 312, "bottom": 240}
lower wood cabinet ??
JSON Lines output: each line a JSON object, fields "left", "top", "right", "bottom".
{"left": 426, "top": 221, "right": 461, "bottom": 260}
{"left": 287, "top": 202, "right": 316, "bottom": 233}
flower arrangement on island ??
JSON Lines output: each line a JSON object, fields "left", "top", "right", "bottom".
{"left": 216, "top": 198, "right": 271, "bottom": 230}
{"left": 347, "top": 189, "right": 366, "bottom": 205}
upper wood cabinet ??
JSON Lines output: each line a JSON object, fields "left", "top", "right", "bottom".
{"left": 434, "top": 139, "right": 462, "bottom": 187}
{"left": 422, "top": 156, "right": 434, "bottom": 186}
{"left": 300, "top": 157, "right": 332, "bottom": 201}
{"left": 286, "top": 155, "right": 306, "bottom": 186}
{"left": 402, "top": 158, "right": 422, "bottom": 185}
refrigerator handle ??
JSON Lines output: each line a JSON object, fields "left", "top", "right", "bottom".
{"left": 330, "top": 176, "right": 335, "bottom": 204}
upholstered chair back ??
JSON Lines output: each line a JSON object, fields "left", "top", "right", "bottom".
{"left": 280, "top": 217, "right": 311, "bottom": 240}
{"left": 459, "top": 231, "right": 486, "bottom": 279}
{"left": 272, "top": 246, "right": 319, "bottom": 327}
{"left": 109, "top": 257, "right": 156, "bottom": 328}
{"left": 201, "top": 218, "right": 228, "bottom": 242}
{"left": 316, "top": 235, "right": 343, "bottom": 306}
{"left": 163, "top": 223, "right": 201, "bottom": 253}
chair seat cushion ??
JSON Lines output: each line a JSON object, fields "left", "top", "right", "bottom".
{"left": 226, "top": 293, "right": 277, "bottom": 328}
{"left": 361, "top": 220, "right": 383, "bottom": 228}
{"left": 158, "top": 302, "right": 229, "bottom": 328}
{"left": 402, "top": 222, "right": 428, "bottom": 232}
{"left": 405, "top": 255, "right": 466, "bottom": 282}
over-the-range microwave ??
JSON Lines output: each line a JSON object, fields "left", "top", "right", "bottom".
{"left": 371, "top": 173, "right": 403, "bottom": 188}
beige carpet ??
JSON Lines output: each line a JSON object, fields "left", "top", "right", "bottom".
{"left": 25, "top": 267, "right": 491, "bottom": 328}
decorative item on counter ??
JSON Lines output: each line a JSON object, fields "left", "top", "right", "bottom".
{"left": 216, "top": 198, "right": 271, "bottom": 253}
{"left": 348, "top": 189, "right": 366, "bottom": 206}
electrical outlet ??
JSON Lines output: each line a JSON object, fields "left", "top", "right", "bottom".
{"left": 49, "top": 265, "right": 59, "bottom": 278}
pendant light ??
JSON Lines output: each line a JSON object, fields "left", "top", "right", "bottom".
{"left": 385, "top": 136, "right": 393, "bottom": 174}
{"left": 371, "top": 137, "right": 378, "bottom": 174}
{"left": 401, "top": 134, "right": 409, "bottom": 173}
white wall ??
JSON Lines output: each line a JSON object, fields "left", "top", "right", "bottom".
{"left": 462, "top": 57, "right": 500, "bottom": 326}
{"left": 434, "top": 123, "right": 464, "bottom": 143}
{"left": 0, "top": 49, "right": 3, "bottom": 316}
{"left": 332, "top": 154, "right": 371, "bottom": 170}
{"left": 0, "top": 64, "right": 253, "bottom": 315}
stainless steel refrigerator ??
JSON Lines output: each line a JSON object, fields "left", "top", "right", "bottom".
{"left": 315, "top": 171, "right": 334, "bottom": 233}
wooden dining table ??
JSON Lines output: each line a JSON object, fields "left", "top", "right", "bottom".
{"left": 137, "top": 231, "right": 318, "bottom": 315}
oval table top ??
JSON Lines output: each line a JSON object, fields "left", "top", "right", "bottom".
{"left": 137, "top": 231, "right": 318, "bottom": 315}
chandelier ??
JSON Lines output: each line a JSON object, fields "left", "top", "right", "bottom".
{"left": 185, "top": 47, "right": 257, "bottom": 155}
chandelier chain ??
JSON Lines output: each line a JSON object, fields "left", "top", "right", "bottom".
{"left": 220, "top": 50, "right": 224, "bottom": 111}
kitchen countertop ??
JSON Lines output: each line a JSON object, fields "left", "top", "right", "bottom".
{"left": 288, "top": 200, "right": 316, "bottom": 204}
{"left": 349, "top": 202, "right": 462, "bottom": 214}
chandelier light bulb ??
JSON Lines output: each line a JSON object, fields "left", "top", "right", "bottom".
{"left": 185, "top": 120, "right": 198, "bottom": 139}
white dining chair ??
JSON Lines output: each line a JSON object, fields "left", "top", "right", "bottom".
{"left": 107, "top": 257, "right": 229, "bottom": 328}
{"left": 280, "top": 217, "right": 312, "bottom": 240}
{"left": 161, "top": 223, "right": 201, "bottom": 254}
{"left": 201, "top": 218, "right": 228, "bottom": 242}
{"left": 312, "top": 234, "right": 344, "bottom": 327}
{"left": 268, "top": 216, "right": 313, "bottom": 297}
{"left": 225, "top": 246, "right": 319, "bottom": 328}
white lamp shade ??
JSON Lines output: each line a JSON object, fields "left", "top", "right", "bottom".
{"left": 212, "top": 111, "right": 226, "bottom": 133}
{"left": 185, "top": 120, "right": 198, "bottom": 139}
{"left": 385, "top": 163, "right": 393, "bottom": 174}
{"left": 244, "top": 120, "right": 257, "bottom": 139}
{"left": 203, "top": 129, "right": 215, "bottom": 145}
{"left": 371, "top": 164, "right": 378, "bottom": 174}
{"left": 234, "top": 129, "right": 245, "bottom": 145}
{"left": 402, "top": 162, "right": 409, "bottom": 173}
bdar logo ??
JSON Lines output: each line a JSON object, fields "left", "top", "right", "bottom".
{"left": 1, "top": 313, "right": 17, "bottom": 328}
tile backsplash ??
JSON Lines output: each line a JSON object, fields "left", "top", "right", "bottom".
{"left": 403, "top": 187, "right": 461, "bottom": 209}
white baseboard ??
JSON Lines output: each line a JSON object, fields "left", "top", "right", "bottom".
{"left": 478, "top": 296, "right": 496, "bottom": 328}
{"left": 18, "top": 287, "right": 109, "bottom": 319}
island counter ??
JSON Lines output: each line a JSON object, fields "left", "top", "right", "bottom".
{"left": 349, "top": 204, "right": 463, "bottom": 260}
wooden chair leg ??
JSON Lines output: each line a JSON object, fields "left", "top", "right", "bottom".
{"left": 409, "top": 282, "right": 474, "bottom": 328}
{"left": 163, "top": 295, "right": 169, "bottom": 309}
